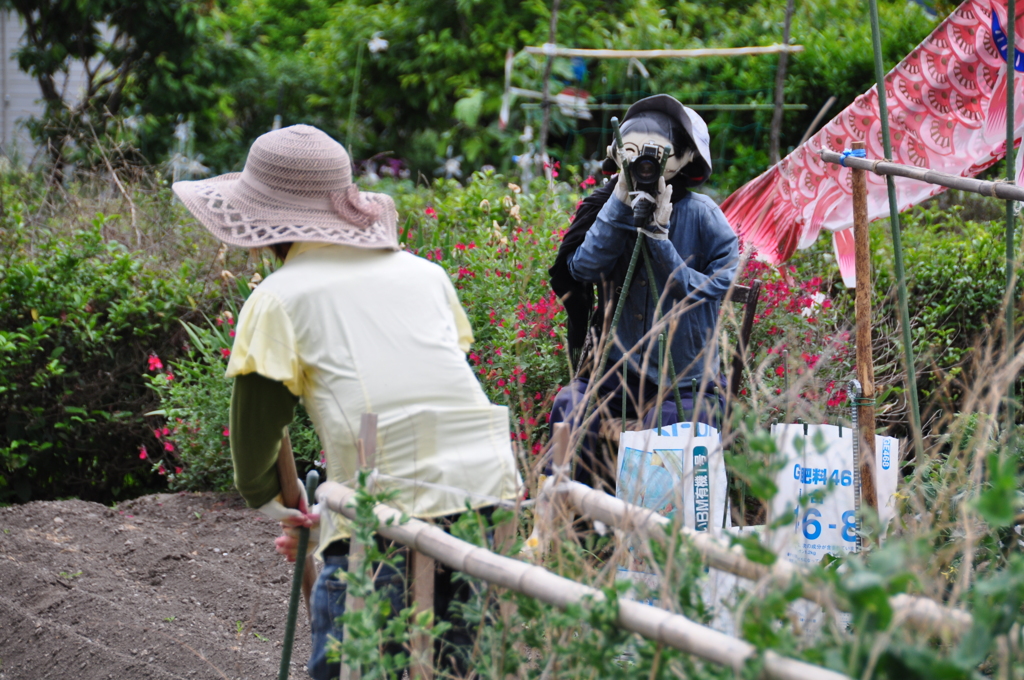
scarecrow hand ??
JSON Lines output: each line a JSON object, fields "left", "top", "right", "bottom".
{"left": 638, "top": 178, "right": 672, "bottom": 241}
{"left": 613, "top": 174, "right": 629, "bottom": 205}
{"left": 274, "top": 503, "right": 321, "bottom": 563}
{"left": 258, "top": 482, "right": 317, "bottom": 526}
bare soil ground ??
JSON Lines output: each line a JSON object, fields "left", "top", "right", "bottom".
{"left": 0, "top": 492, "right": 312, "bottom": 680}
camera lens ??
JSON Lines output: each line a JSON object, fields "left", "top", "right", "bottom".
{"left": 631, "top": 157, "right": 659, "bottom": 185}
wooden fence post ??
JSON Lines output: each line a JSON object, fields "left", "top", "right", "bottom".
{"left": 341, "top": 414, "right": 378, "bottom": 680}
{"left": 850, "top": 140, "right": 879, "bottom": 514}
{"left": 410, "top": 550, "right": 435, "bottom": 680}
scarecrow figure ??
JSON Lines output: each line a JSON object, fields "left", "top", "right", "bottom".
{"left": 548, "top": 95, "right": 739, "bottom": 489}
{"left": 173, "top": 125, "right": 520, "bottom": 679}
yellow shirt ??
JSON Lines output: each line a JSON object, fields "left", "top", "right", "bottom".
{"left": 226, "top": 242, "right": 521, "bottom": 553}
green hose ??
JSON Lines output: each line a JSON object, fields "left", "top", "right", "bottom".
{"left": 279, "top": 470, "right": 320, "bottom": 680}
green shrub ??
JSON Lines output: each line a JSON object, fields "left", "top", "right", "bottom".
{"left": 144, "top": 278, "right": 323, "bottom": 492}
{"left": 0, "top": 210, "right": 209, "bottom": 502}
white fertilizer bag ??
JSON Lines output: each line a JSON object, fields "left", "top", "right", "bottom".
{"left": 616, "top": 421, "right": 728, "bottom": 533}
{"left": 768, "top": 423, "right": 900, "bottom": 563}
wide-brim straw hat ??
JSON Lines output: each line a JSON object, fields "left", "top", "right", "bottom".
{"left": 173, "top": 125, "right": 399, "bottom": 251}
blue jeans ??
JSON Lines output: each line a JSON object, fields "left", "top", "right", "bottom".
{"left": 307, "top": 535, "right": 480, "bottom": 680}
{"left": 308, "top": 549, "right": 407, "bottom": 680}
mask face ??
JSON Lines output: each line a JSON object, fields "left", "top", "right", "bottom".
{"left": 607, "top": 111, "right": 695, "bottom": 181}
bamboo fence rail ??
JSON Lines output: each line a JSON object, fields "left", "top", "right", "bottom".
{"left": 819, "top": 150, "right": 1024, "bottom": 202}
{"left": 316, "top": 480, "right": 851, "bottom": 680}
{"left": 523, "top": 44, "right": 804, "bottom": 59}
{"left": 555, "top": 480, "right": 974, "bottom": 638}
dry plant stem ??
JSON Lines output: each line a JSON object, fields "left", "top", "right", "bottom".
{"left": 559, "top": 481, "right": 974, "bottom": 638}
{"left": 87, "top": 119, "right": 140, "bottom": 245}
{"left": 317, "top": 480, "right": 851, "bottom": 680}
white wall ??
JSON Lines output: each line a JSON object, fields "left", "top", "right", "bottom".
{"left": 1, "top": 11, "right": 91, "bottom": 162}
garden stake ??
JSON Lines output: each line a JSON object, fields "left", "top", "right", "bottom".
{"left": 849, "top": 380, "right": 864, "bottom": 553}
{"left": 622, "top": 359, "right": 628, "bottom": 433}
{"left": 279, "top": 469, "right": 320, "bottom": 680}
{"left": 868, "top": 0, "right": 923, "bottom": 459}
{"left": 657, "top": 333, "right": 666, "bottom": 432}
{"left": 850, "top": 139, "right": 878, "bottom": 512}
{"left": 640, "top": 238, "right": 686, "bottom": 424}
{"left": 575, "top": 117, "right": 645, "bottom": 456}
{"left": 276, "top": 431, "right": 317, "bottom": 615}
{"left": 1006, "top": 0, "right": 1018, "bottom": 433}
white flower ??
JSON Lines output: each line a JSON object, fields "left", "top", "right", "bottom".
{"left": 368, "top": 33, "right": 389, "bottom": 54}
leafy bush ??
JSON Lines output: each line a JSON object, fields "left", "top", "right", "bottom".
{"left": 0, "top": 210, "right": 209, "bottom": 502}
{"left": 144, "top": 281, "right": 323, "bottom": 492}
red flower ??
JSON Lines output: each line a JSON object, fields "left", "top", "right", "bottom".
{"left": 147, "top": 354, "right": 163, "bottom": 371}
{"left": 425, "top": 207, "right": 438, "bottom": 219}
{"left": 158, "top": 465, "right": 166, "bottom": 476}
{"left": 174, "top": 467, "right": 183, "bottom": 474}
{"left": 139, "top": 447, "right": 148, "bottom": 460}
{"left": 775, "top": 365, "right": 785, "bottom": 377}
{"left": 153, "top": 428, "right": 163, "bottom": 439}
{"left": 220, "top": 348, "right": 231, "bottom": 358}
{"left": 229, "top": 330, "right": 236, "bottom": 338}
{"left": 164, "top": 441, "right": 175, "bottom": 452}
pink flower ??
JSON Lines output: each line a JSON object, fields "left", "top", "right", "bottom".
{"left": 165, "top": 372, "right": 175, "bottom": 381}
{"left": 147, "top": 354, "right": 163, "bottom": 371}
{"left": 425, "top": 207, "right": 438, "bottom": 219}
{"left": 220, "top": 348, "right": 230, "bottom": 358}
{"left": 229, "top": 330, "right": 236, "bottom": 338}
{"left": 153, "top": 428, "right": 162, "bottom": 439}
{"left": 580, "top": 176, "right": 596, "bottom": 188}
{"left": 158, "top": 465, "right": 166, "bottom": 476}
{"left": 222, "top": 427, "right": 230, "bottom": 437}
{"left": 161, "top": 427, "right": 170, "bottom": 437}
{"left": 164, "top": 441, "right": 175, "bottom": 452}
{"left": 175, "top": 467, "right": 183, "bottom": 474}
{"left": 139, "top": 447, "right": 148, "bottom": 460}
{"left": 497, "top": 379, "right": 506, "bottom": 387}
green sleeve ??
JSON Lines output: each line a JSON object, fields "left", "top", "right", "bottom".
{"left": 229, "top": 372, "right": 300, "bottom": 508}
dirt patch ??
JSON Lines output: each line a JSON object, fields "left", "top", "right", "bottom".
{"left": 0, "top": 492, "right": 313, "bottom": 680}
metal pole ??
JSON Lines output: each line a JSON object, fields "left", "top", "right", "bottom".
{"left": 867, "top": 0, "right": 924, "bottom": 459}
{"left": 537, "top": 0, "right": 562, "bottom": 183}
{"left": 346, "top": 41, "right": 364, "bottom": 158}
{"left": 850, "top": 140, "right": 878, "bottom": 517}
{"left": 279, "top": 470, "right": 320, "bottom": 680}
{"left": 1006, "top": 0, "right": 1018, "bottom": 430}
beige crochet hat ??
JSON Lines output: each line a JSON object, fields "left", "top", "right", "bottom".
{"left": 173, "top": 125, "right": 399, "bottom": 251}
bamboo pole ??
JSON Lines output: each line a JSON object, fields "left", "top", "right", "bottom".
{"left": 523, "top": 44, "right": 804, "bottom": 59}
{"left": 819, "top": 150, "right": 1024, "bottom": 202}
{"left": 1006, "top": 0, "right": 1018, "bottom": 430}
{"left": 850, "top": 140, "right": 879, "bottom": 513}
{"left": 316, "top": 480, "right": 851, "bottom": 680}
{"left": 556, "top": 480, "right": 973, "bottom": 638}
{"left": 867, "top": 0, "right": 924, "bottom": 459}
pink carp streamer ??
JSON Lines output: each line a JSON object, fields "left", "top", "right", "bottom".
{"left": 720, "top": 0, "right": 1023, "bottom": 286}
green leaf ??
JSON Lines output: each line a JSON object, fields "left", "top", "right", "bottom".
{"left": 975, "top": 453, "right": 1019, "bottom": 528}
